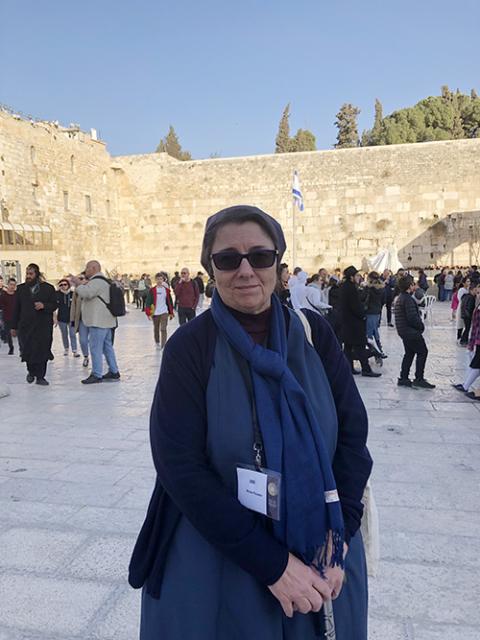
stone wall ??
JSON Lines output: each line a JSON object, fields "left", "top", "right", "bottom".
{"left": 1, "top": 108, "right": 480, "bottom": 280}
{"left": 0, "top": 110, "right": 120, "bottom": 279}
{"left": 115, "top": 140, "right": 480, "bottom": 275}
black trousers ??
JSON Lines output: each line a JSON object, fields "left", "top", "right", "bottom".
{"left": 178, "top": 307, "right": 196, "bottom": 325}
{"left": 26, "top": 360, "right": 47, "bottom": 379}
{"left": 2, "top": 321, "right": 13, "bottom": 350}
{"left": 343, "top": 342, "right": 371, "bottom": 373}
{"left": 400, "top": 335, "right": 428, "bottom": 380}
{"left": 383, "top": 300, "right": 393, "bottom": 324}
{"left": 460, "top": 318, "right": 471, "bottom": 344}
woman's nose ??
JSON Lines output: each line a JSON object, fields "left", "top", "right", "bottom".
{"left": 236, "top": 256, "right": 256, "bottom": 277}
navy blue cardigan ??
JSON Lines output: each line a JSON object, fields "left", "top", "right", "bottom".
{"left": 129, "top": 307, "right": 372, "bottom": 597}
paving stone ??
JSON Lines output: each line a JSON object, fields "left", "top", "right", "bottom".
{"left": 413, "top": 624, "right": 480, "bottom": 640}
{"left": 0, "top": 500, "right": 81, "bottom": 526}
{"left": 368, "top": 617, "right": 406, "bottom": 640}
{"left": 380, "top": 530, "right": 480, "bottom": 568}
{"left": 65, "top": 535, "right": 136, "bottom": 581}
{"left": 0, "top": 527, "right": 88, "bottom": 572}
{"left": 0, "top": 457, "right": 71, "bottom": 479}
{"left": 49, "top": 462, "right": 132, "bottom": 485}
{"left": 369, "top": 561, "right": 480, "bottom": 626}
{"left": 65, "top": 505, "right": 146, "bottom": 534}
{"left": 0, "top": 574, "right": 113, "bottom": 635}
{"left": 0, "top": 478, "right": 129, "bottom": 507}
{"left": 377, "top": 505, "right": 479, "bottom": 537}
{"left": 93, "top": 587, "right": 141, "bottom": 640}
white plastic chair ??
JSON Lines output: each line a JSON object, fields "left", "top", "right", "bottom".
{"left": 422, "top": 295, "right": 436, "bottom": 323}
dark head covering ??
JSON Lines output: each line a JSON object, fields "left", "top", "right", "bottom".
{"left": 200, "top": 205, "right": 286, "bottom": 276}
{"left": 343, "top": 265, "right": 359, "bottom": 280}
{"left": 398, "top": 274, "right": 414, "bottom": 292}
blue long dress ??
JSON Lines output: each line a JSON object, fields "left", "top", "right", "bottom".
{"left": 140, "top": 309, "right": 369, "bottom": 639}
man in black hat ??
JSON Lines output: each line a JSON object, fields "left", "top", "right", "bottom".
{"left": 11, "top": 263, "right": 57, "bottom": 386}
{"left": 339, "top": 266, "right": 381, "bottom": 377}
{"left": 394, "top": 275, "right": 435, "bottom": 389}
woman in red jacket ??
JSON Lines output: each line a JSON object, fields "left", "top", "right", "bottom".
{"left": 145, "top": 273, "right": 174, "bottom": 349}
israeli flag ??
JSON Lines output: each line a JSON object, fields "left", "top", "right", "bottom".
{"left": 292, "top": 170, "right": 304, "bottom": 211}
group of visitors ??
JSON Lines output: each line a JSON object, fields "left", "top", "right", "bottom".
{"left": 279, "top": 264, "right": 438, "bottom": 387}
{"left": 1, "top": 261, "right": 122, "bottom": 386}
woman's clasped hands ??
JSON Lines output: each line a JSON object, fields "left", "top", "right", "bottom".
{"left": 268, "top": 552, "right": 345, "bottom": 618}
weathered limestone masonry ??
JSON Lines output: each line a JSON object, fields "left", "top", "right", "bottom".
{"left": 115, "top": 141, "right": 480, "bottom": 274}
{"left": 1, "top": 108, "right": 480, "bottom": 279}
{"left": 0, "top": 110, "right": 120, "bottom": 279}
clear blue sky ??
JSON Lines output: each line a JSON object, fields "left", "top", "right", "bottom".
{"left": 1, "top": 0, "right": 478, "bottom": 159}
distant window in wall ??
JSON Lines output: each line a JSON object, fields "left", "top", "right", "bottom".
{"left": 102, "top": 172, "right": 107, "bottom": 185}
{"left": 106, "top": 199, "right": 111, "bottom": 215}
{"left": 63, "top": 191, "right": 69, "bottom": 211}
{"left": 32, "top": 185, "right": 38, "bottom": 202}
{"left": 70, "top": 155, "right": 75, "bottom": 173}
{"left": 85, "top": 195, "right": 92, "bottom": 213}
{"left": 30, "top": 146, "right": 36, "bottom": 163}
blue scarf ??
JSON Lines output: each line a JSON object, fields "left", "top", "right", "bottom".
{"left": 210, "top": 291, "right": 344, "bottom": 569}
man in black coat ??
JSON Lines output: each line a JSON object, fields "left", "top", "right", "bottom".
{"left": 11, "top": 263, "right": 57, "bottom": 386}
{"left": 394, "top": 275, "right": 435, "bottom": 389}
{"left": 339, "top": 266, "right": 381, "bottom": 377}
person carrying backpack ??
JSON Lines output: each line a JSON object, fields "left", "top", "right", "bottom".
{"left": 73, "top": 260, "right": 121, "bottom": 385}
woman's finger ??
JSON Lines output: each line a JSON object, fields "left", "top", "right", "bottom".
{"left": 294, "top": 596, "right": 312, "bottom": 615}
{"left": 307, "top": 588, "right": 324, "bottom": 612}
{"left": 280, "top": 596, "right": 294, "bottom": 618}
{"left": 311, "top": 573, "right": 332, "bottom": 600}
{"left": 331, "top": 578, "right": 344, "bottom": 600}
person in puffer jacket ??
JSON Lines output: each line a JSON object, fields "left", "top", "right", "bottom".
{"left": 394, "top": 275, "right": 435, "bottom": 389}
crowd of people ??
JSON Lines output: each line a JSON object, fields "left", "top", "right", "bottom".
{"left": 275, "top": 263, "right": 480, "bottom": 394}
{"left": 1, "top": 261, "right": 479, "bottom": 396}
{"left": 0, "top": 263, "right": 210, "bottom": 385}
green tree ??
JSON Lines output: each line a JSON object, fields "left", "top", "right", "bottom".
{"left": 275, "top": 104, "right": 291, "bottom": 153}
{"left": 334, "top": 103, "right": 360, "bottom": 148}
{"left": 364, "top": 88, "right": 480, "bottom": 146}
{"left": 371, "top": 98, "right": 383, "bottom": 144}
{"left": 291, "top": 128, "right": 316, "bottom": 152}
{"left": 156, "top": 126, "right": 192, "bottom": 160}
{"left": 362, "top": 98, "right": 384, "bottom": 146}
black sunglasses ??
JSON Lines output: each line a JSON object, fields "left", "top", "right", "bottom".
{"left": 210, "top": 249, "right": 278, "bottom": 271}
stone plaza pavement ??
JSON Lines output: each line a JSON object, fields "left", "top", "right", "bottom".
{"left": 0, "top": 302, "right": 479, "bottom": 640}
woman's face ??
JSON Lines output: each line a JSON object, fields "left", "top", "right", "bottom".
{"left": 211, "top": 221, "right": 277, "bottom": 314}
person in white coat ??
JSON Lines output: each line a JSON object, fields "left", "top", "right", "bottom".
{"left": 303, "top": 274, "right": 332, "bottom": 316}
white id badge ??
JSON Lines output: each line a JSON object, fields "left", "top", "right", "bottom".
{"left": 236, "top": 464, "right": 282, "bottom": 521}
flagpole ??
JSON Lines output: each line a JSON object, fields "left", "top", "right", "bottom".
{"left": 292, "top": 196, "right": 297, "bottom": 268}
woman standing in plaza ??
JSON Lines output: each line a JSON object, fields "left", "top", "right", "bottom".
{"left": 55, "top": 279, "right": 80, "bottom": 357}
{"left": 129, "top": 205, "right": 372, "bottom": 639}
{"left": 145, "top": 273, "right": 174, "bottom": 349}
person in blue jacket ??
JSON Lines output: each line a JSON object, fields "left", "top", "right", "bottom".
{"left": 129, "top": 205, "right": 372, "bottom": 640}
